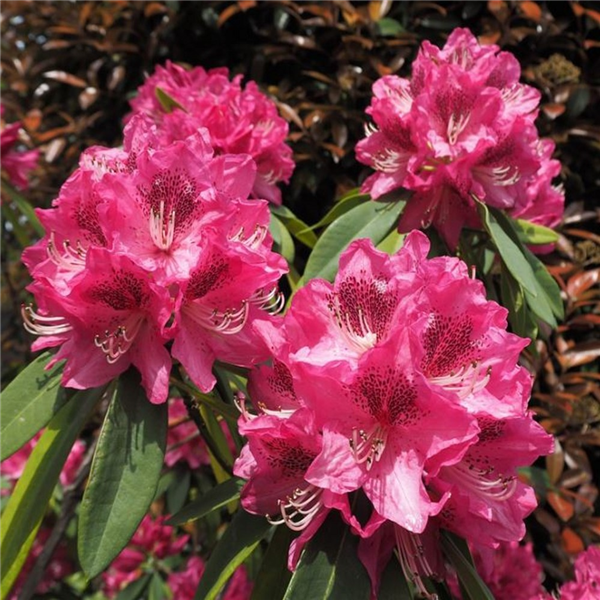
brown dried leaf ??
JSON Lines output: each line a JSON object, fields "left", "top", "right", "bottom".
{"left": 43, "top": 70, "right": 87, "bottom": 88}
{"left": 547, "top": 440, "right": 565, "bottom": 484}
{"left": 561, "top": 527, "right": 585, "bottom": 554}
{"left": 518, "top": 1, "right": 542, "bottom": 22}
{"left": 548, "top": 491, "right": 575, "bottom": 521}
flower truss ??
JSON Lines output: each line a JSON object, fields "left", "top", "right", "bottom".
{"left": 356, "top": 28, "right": 564, "bottom": 248}
{"left": 1, "top": 104, "right": 39, "bottom": 190}
{"left": 127, "top": 61, "right": 295, "bottom": 205}
{"left": 234, "top": 231, "right": 554, "bottom": 598}
{"left": 22, "top": 116, "right": 287, "bottom": 403}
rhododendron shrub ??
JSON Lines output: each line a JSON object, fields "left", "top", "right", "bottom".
{"left": 3, "top": 25, "right": 572, "bottom": 600}
{"left": 356, "top": 28, "right": 564, "bottom": 249}
{"left": 234, "top": 232, "right": 554, "bottom": 597}
{"left": 127, "top": 61, "right": 295, "bottom": 205}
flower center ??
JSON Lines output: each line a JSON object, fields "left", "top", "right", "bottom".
{"left": 94, "top": 314, "right": 145, "bottom": 364}
{"left": 21, "top": 304, "right": 73, "bottom": 336}
{"left": 267, "top": 483, "right": 324, "bottom": 532}
{"left": 349, "top": 423, "right": 388, "bottom": 470}
{"left": 446, "top": 462, "right": 517, "bottom": 501}
{"left": 183, "top": 301, "right": 248, "bottom": 335}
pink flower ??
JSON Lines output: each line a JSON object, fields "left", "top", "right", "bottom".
{"left": 167, "top": 556, "right": 253, "bottom": 600}
{"left": 8, "top": 528, "right": 73, "bottom": 599}
{"left": 128, "top": 61, "right": 294, "bottom": 205}
{"left": 559, "top": 546, "right": 600, "bottom": 600}
{"left": 356, "top": 28, "right": 564, "bottom": 248}
{"left": 166, "top": 398, "right": 208, "bottom": 469}
{"left": 22, "top": 119, "right": 287, "bottom": 400}
{"left": 103, "top": 514, "right": 189, "bottom": 598}
{"left": 1, "top": 433, "right": 85, "bottom": 495}
{"left": 466, "top": 541, "right": 547, "bottom": 600}
{"left": 1, "top": 105, "right": 39, "bottom": 190}
{"left": 235, "top": 231, "right": 553, "bottom": 596}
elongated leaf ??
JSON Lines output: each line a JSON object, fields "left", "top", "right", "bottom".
{"left": 1, "top": 353, "right": 67, "bottom": 460}
{"left": 250, "top": 526, "right": 294, "bottom": 600}
{"left": 299, "top": 190, "right": 368, "bottom": 233}
{"left": 514, "top": 219, "right": 559, "bottom": 245}
{"left": 0, "top": 386, "right": 104, "bottom": 599}
{"left": 194, "top": 511, "right": 272, "bottom": 600}
{"left": 477, "top": 202, "right": 539, "bottom": 295}
{"left": 155, "top": 86, "right": 186, "bottom": 113}
{"left": 300, "top": 200, "right": 405, "bottom": 285}
{"left": 283, "top": 512, "right": 371, "bottom": 600}
{"left": 167, "top": 478, "right": 244, "bottom": 526}
{"left": 270, "top": 205, "right": 318, "bottom": 248}
{"left": 441, "top": 532, "right": 493, "bottom": 600}
{"left": 270, "top": 214, "right": 295, "bottom": 264}
{"left": 1, "top": 181, "right": 45, "bottom": 237}
{"left": 499, "top": 265, "right": 537, "bottom": 340}
{"left": 78, "top": 370, "right": 167, "bottom": 578}
{"left": 490, "top": 207, "right": 563, "bottom": 323}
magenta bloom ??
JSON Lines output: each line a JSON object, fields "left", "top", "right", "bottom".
{"left": 167, "top": 556, "right": 252, "bottom": 600}
{"left": 234, "top": 231, "right": 553, "bottom": 594}
{"left": 356, "top": 28, "right": 564, "bottom": 248}
{"left": 1, "top": 433, "right": 85, "bottom": 494}
{"left": 128, "top": 61, "right": 294, "bottom": 205}
{"left": 102, "top": 514, "right": 188, "bottom": 598}
{"left": 1, "top": 105, "right": 39, "bottom": 190}
{"left": 559, "top": 546, "right": 600, "bottom": 600}
{"left": 22, "top": 119, "right": 287, "bottom": 401}
{"left": 8, "top": 528, "right": 73, "bottom": 599}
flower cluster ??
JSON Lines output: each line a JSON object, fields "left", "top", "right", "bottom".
{"left": 356, "top": 28, "right": 564, "bottom": 248}
{"left": 1, "top": 432, "right": 85, "bottom": 495}
{"left": 22, "top": 116, "right": 287, "bottom": 403}
{"left": 1, "top": 104, "right": 39, "bottom": 190}
{"left": 128, "top": 61, "right": 294, "bottom": 205}
{"left": 233, "top": 231, "right": 553, "bottom": 597}
{"left": 103, "top": 514, "right": 253, "bottom": 600}
{"left": 448, "top": 540, "right": 547, "bottom": 600}
{"left": 559, "top": 546, "right": 600, "bottom": 600}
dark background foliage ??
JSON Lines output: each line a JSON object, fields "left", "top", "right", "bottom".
{"left": 2, "top": 0, "right": 599, "bottom": 590}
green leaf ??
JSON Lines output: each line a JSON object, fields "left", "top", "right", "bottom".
{"left": 298, "top": 190, "right": 369, "bottom": 233}
{"left": 1, "top": 180, "right": 45, "bottom": 237}
{"left": 477, "top": 202, "right": 539, "bottom": 296}
{"left": 270, "top": 205, "right": 318, "bottom": 248}
{"left": 167, "top": 478, "right": 244, "bottom": 526}
{"left": 166, "top": 468, "right": 191, "bottom": 514}
{"left": 377, "top": 17, "right": 405, "bottom": 37}
{"left": 194, "top": 511, "right": 272, "bottom": 600}
{"left": 250, "top": 526, "right": 294, "bottom": 600}
{"left": 377, "top": 229, "right": 406, "bottom": 255}
{"left": 282, "top": 512, "right": 371, "bottom": 600}
{"left": 499, "top": 265, "right": 538, "bottom": 340}
{"left": 78, "top": 370, "right": 167, "bottom": 578}
{"left": 0, "top": 353, "right": 67, "bottom": 460}
{"left": 148, "top": 573, "right": 169, "bottom": 600}
{"left": 270, "top": 214, "right": 295, "bottom": 264}
{"left": 0, "top": 386, "right": 104, "bottom": 599}
{"left": 300, "top": 199, "right": 405, "bottom": 285}
{"left": 115, "top": 574, "right": 152, "bottom": 600}
{"left": 441, "top": 532, "right": 494, "bottom": 600}
{"left": 155, "top": 86, "right": 186, "bottom": 113}
{"left": 489, "top": 207, "right": 564, "bottom": 324}
{"left": 513, "top": 219, "right": 559, "bottom": 245}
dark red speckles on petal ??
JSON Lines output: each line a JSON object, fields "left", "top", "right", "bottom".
{"left": 422, "top": 311, "right": 479, "bottom": 378}
{"left": 260, "top": 439, "right": 317, "bottom": 478}
{"left": 185, "top": 257, "right": 228, "bottom": 301}
{"left": 89, "top": 269, "right": 148, "bottom": 311}
{"left": 350, "top": 366, "right": 420, "bottom": 428}
{"left": 268, "top": 361, "right": 297, "bottom": 403}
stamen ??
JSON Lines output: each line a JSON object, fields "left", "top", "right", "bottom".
{"left": 230, "top": 225, "right": 268, "bottom": 250}
{"left": 395, "top": 528, "right": 438, "bottom": 599}
{"left": 447, "top": 112, "right": 471, "bottom": 145}
{"left": 183, "top": 301, "right": 249, "bottom": 335}
{"left": 447, "top": 462, "right": 517, "bottom": 501}
{"left": 47, "top": 233, "right": 86, "bottom": 270}
{"left": 364, "top": 122, "right": 378, "bottom": 137}
{"left": 21, "top": 304, "right": 73, "bottom": 336}
{"left": 94, "top": 315, "right": 144, "bottom": 364}
{"left": 249, "top": 287, "right": 285, "bottom": 315}
{"left": 266, "top": 484, "right": 324, "bottom": 532}
{"left": 429, "top": 361, "right": 491, "bottom": 400}
{"left": 349, "top": 424, "right": 388, "bottom": 470}
{"left": 491, "top": 165, "right": 520, "bottom": 186}
{"left": 372, "top": 147, "right": 403, "bottom": 172}
{"left": 330, "top": 298, "right": 378, "bottom": 353}
{"left": 149, "top": 200, "right": 176, "bottom": 250}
